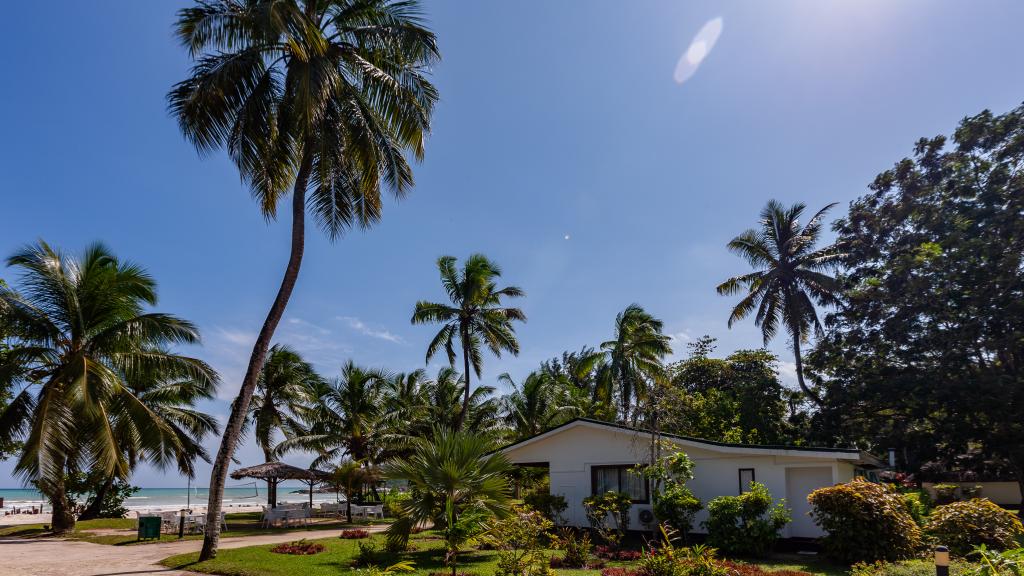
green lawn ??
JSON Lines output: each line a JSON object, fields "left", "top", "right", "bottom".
{"left": 0, "top": 512, "right": 387, "bottom": 546}
{"left": 160, "top": 531, "right": 849, "bottom": 576}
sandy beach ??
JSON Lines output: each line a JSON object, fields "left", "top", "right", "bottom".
{"left": 0, "top": 503, "right": 270, "bottom": 527}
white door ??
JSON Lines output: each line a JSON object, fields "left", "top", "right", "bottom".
{"left": 785, "top": 467, "right": 833, "bottom": 538}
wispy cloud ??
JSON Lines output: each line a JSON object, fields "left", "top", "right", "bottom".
{"left": 337, "top": 316, "right": 404, "bottom": 344}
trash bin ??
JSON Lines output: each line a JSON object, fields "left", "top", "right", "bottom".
{"left": 137, "top": 516, "right": 161, "bottom": 540}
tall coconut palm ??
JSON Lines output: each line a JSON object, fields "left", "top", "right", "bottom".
{"left": 716, "top": 201, "right": 843, "bottom": 406}
{"left": 277, "top": 360, "right": 386, "bottom": 466}
{"left": 600, "top": 304, "right": 672, "bottom": 424}
{"left": 168, "top": 0, "right": 438, "bottom": 558}
{"left": 411, "top": 255, "right": 525, "bottom": 430}
{"left": 382, "top": 428, "right": 512, "bottom": 563}
{"left": 0, "top": 242, "right": 217, "bottom": 533}
{"left": 248, "top": 344, "right": 320, "bottom": 506}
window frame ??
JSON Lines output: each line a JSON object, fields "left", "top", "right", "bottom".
{"left": 738, "top": 468, "right": 756, "bottom": 494}
{"left": 590, "top": 464, "right": 650, "bottom": 504}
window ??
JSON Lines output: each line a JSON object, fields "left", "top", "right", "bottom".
{"left": 591, "top": 465, "right": 649, "bottom": 503}
{"left": 738, "top": 468, "right": 755, "bottom": 494}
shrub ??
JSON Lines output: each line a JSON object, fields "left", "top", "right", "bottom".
{"left": 902, "top": 492, "right": 931, "bottom": 526}
{"left": 969, "top": 546, "right": 1024, "bottom": 576}
{"left": 271, "top": 539, "right": 326, "bottom": 555}
{"left": 383, "top": 490, "right": 411, "bottom": 518}
{"left": 523, "top": 492, "right": 568, "bottom": 524}
{"left": 558, "top": 528, "right": 593, "bottom": 568}
{"left": 933, "top": 484, "right": 959, "bottom": 505}
{"left": 644, "top": 450, "right": 702, "bottom": 536}
{"left": 584, "top": 491, "right": 632, "bottom": 547}
{"left": 489, "top": 507, "right": 555, "bottom": 576}
{"left": 719, "top": 561, "right": 812, "bottom": 576}
{"left": 807, "top": 478, "right": 922, "bottom": 563}
{"left": 924, "top": 499, "right": 1024, "bottom": 556}
{"left": 702, "top": 482, "right": 790, "bottom": 557}
{"left": 849, "top": 560, "right": 974, "bottom": 576}
{"left": 354, "top": 540, "right": 381, "bottom": 566}
{"left": 356, "top": 561, "right": 416, "bottom": 576}
{"left": 601, "top": 568, "right": 639, "bottom": 576}
{"left": 595, "top": 546, "right": 642, "bottom": 560}
{"left": 341, "top": 529, "right": 372, "bottom": 539}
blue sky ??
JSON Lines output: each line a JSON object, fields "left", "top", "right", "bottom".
{"left": 2, "top": 1, "right": 1023, "bottom": 488}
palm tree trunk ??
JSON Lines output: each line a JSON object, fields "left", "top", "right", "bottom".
{"left": 77, "top": 476, "right": 114, "bottom": 521}
{"left": 263, "top": 449, "right": 277, "bottom": 508}
{"left": 199, "top": 147, "right": 314, "bottom": 561}
{"left": 791, "top": 338, "right": 823, "bottom": 406}
{"left": 457, "top": 333, "right": 471, "bottom": 432}
{"left": 47, "top": 473, "right": 75, "bottom": 535}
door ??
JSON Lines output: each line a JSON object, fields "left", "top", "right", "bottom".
{"left": 785, "top": 467, "right": 833, "bottom": 538}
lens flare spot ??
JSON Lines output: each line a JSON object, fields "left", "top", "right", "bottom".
{"left": 674, "top": 17, "right": 723, "bottom": 85}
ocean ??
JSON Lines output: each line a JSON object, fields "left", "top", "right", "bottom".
{"left": 0, "top": 485, "right": 345, "bottom": 513}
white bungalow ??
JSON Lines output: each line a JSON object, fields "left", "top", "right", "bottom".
{"left": 499, "top": 418, "right": 883, "bottom": 539}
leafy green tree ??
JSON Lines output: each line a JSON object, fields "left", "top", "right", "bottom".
{"left": 716, "top": 201, "right": 843, "bottom": 405}
{"left": 168, "top": 0, "right": 439, "bottom": 558}
{"left": 600, "top": 304, "right": 672, "bottom": 424}
{"left": 664, "top": 337, "right": 795, "bottom": 444}
{"left": 412, "top": 254, "right": 525, "bottom": 431}
{"left": 382, "top": 428, "right": 512, "bottom": 565}
{"left": 807, "top": 104, "right": 1024, "bottom": 515}
{"left": 248, "top": 344, "right": 320, "bottom": 506}
{"left": 0, "top": 242, "right": 217, "bottom": 533}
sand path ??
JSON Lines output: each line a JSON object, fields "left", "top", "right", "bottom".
{"left": 0, "top": 524, "right": 387, "bottom": 576}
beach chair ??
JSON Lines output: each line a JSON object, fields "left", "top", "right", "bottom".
{"left": 364, "top": 504, "right": 384, "bottom": 520}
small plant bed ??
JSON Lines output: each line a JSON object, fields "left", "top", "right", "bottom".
{"left": 340, "top": 529, "right": 371, "bottom": 539}
{"left": 271, "top": 540, "right": 326, "bottom": 555}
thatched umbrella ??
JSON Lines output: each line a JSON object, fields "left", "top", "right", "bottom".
{"left": 230, "top": 462, "right": 330, "bottom": 509}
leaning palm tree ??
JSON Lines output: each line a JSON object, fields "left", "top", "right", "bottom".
{"left": 248, "top": 344, "right": 320, "bottom": 506}
{"left": 411, "top": 255, "right": 525, "bottom": 431}
{"left": 600, "top": 304, "right": 672, "bottom": 423}
{"left": 0, "top": 242, "right": 217, "bottom": 534}
{"left": 168, "top": 0, "right": 438, "bottom": 558}
{"left": 716, "top": 200, "right": 844, "bottom": 406}
{"left": 383, "top": 428, "right": 512, "bottom": 566}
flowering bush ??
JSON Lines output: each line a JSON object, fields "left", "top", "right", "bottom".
{"left": 808, "top": 478, "right": 922, "bottom": 563}
{"left": 557, "top": 528, "right": 592, "bottom": 568}
{"left": 601, "top": 568, "right": 639, "bottom": 576}
{"left": 271, "top": 539, "right": 326, "bottom": 555}
{"left": 489, "top": 507, "right": 555, "bottom": 576}
{"left": 341, "top": 529, "right": 372, "bottom": 539}
{"left": 924, "top": 499, "right": 1024, "bottom": 556}
{"left": 595, "top": 545, "right": 642, "bottom": 560}
{"left": 719, "top": 561, "right": 812, "bottom": 576}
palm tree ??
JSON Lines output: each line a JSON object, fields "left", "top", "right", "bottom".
{"left": 383, "top": 428, "right": 512, "bottom": 572}
{"left": 277, "top": 361, "right": 386, "bottom": 466}
{"left": 411, "top": 255, "right": 525, "bottom": 430}
{"left": 600, "top": 304, "right": 672, "bottom": 424}
{"left": 423, "top": 367, "right": 500, "bottom": 434}
{"left": 378, "top": 369, "right": 429, "bottom": 458}
{"left": 168, "top": 0, "right": 438, "bottom": 558}
{"left": 248, "top": 344, "right": 320, "bottom": 506}
{"left": 716, "top": 200, "right": 844, "bottom": 406}
{"left": 79, "top": 371, "right": 219, "bottom": 521}
{"left": 0, "top": 242, "right": 218, "bottom": 533}
{"left": 499, "top": 371, "right": 575, "bottom": 440}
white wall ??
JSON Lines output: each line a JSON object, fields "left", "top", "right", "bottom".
{"left": 504, "top": 423, "right": 854, "bottom": 538}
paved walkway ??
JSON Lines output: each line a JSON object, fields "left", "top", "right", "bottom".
{"left": 0, "top": 525, "right": 386, "bottom": 576}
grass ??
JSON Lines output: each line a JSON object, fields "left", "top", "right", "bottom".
{"left": 0, "top": 512, "right": 388, "bottom": 546}
{"left": 160, "top": 531, "right": 849, "bottom": 576}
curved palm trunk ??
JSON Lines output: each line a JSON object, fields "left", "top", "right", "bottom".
{"left": 199, "top": 150, "right": 314, "bottom": 561}
{"left": 791, "top": 338, "right": 823, "bottom": 407}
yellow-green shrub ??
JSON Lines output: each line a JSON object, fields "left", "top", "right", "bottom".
{"left": 807, "top": 478, "right": 922, "bottom": 563}
{"left": 924, "top": 498, "right": 1024, "bottom": 556}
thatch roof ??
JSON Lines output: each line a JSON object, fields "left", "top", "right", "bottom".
{"left": 230, "top": 461, "right": 330, "bottom": 482}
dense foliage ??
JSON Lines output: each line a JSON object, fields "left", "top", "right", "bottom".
{"left": 807, "top": 479, "right": 922, "bottom": 563}
{"left": 924, "top": 499, "right": 1024, "bottom": 556}
{"left": 583, "top": 491, "right": 633, "bottom": 548}
{"left": 643, "top": 450, "right": 701, "bottom": 537}
{"left": 489, "top": 507, "right": 555, "bottom": 576}
{"left": 808, "top": 105, "right": 1024, "bottom": 506}
{"left": 703, "top": 482, "right": 790, "bottom": 558}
